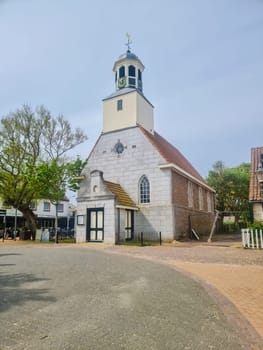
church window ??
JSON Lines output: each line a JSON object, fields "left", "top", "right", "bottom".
{"left": 188, "top": 181, "right": 193, "bottom": 208}
{"left": 139, "top": 175, "right": 150, "bottom": 203}
{"left": 138, "top": 69, "right": 142, "bottom": 80}
{"left": 207, "top": 192, "right": 212, "bottom": 212}
{"left": 199, "top": 187, "right": 203, "bottom": 210}
{"left": 117, "top": 99, "right": 123, "bottom": 111}
{"left": 119, "top": 66, "right": 125, "bottom": 78}
{"left": 128, "top": 78, "right": 136, "bottom": 87}
{"left": 128, "top": 65, "right": 136, "bottom": 77}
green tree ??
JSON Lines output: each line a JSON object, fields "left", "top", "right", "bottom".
{"left": 36, "top": 157, "right": 87, "bottom": 242}
{"left": 207, "top": 161, "right": 250, "bottom": 223}
{"left": 0, "top": 105, "right": 87, "bottom": 236}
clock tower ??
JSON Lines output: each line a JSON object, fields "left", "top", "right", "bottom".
{"left": 102, "top": 38, "right": 154, "bottom": 134}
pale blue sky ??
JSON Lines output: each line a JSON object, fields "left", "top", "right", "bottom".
{"left": 0, "top": 0, "right": 262, "bottom": 178}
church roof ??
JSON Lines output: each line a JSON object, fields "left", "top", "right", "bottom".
{"left": 249, "top": 146, "right": 263, "bottom": 201}
{"left": 140, "top": 126, "right": 206, "bottom": 184}
{"left": 104, "top": 180, "right": 138, "bottom": 209}
{"left": 113, "top": 50, "right": 145, "bottom": 71}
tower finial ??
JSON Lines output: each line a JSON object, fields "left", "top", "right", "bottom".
{"left": 125, "top": 32, "right": 132, "bottom": 52}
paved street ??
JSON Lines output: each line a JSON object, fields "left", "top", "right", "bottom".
{"left": 0, "top": 244, "right": 252, "bottom": 350}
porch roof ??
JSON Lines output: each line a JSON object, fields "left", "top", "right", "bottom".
{"left": 104, "top": 181, "right": 138, "bottom": 210}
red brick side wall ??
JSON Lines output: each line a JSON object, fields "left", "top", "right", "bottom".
{"left": 172, "top": 171, "right": 215, "bottom": 238}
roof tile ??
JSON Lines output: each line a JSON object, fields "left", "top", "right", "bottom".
{"left": 140, "top": 127, "right": 206, "bottom": 183}
{"left": 104, "top": 181, "right": 137, "bottom": 209}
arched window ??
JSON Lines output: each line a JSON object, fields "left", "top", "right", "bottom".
{"left": 139, "top": 175, "right": 150, "bottom": 203}
{"left": 128, "top": 65, "right": 136, "bottom": 77}
{"left": 119, "top": 66, "right": 125, "bottom": 78}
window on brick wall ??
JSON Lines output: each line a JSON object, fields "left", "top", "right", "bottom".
{"left": 139, "top": 175, "right": 150, "bottom": 203}
{"left": 188, "top": 181, "right": 194, "bottom": 208}
{"left": 207, "top": 192, "right": 212, "bottom": 212}
{"left": 199, "top": 187, "right": 203, "bottom": 210}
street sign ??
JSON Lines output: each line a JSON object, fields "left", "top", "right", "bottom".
{"left": 0, "top": 209, "right": 7, "bottom": 216}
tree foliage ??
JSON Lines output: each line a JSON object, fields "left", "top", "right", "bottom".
{"left": 206, "top": 161, "right": 250, "bottom": 222}
{"left": 0, "top": 105, "right": 87, "bottom": 234}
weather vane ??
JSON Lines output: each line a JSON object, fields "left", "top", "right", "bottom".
{"left": 125, "top": 33, "right": 132, "bottom": 52}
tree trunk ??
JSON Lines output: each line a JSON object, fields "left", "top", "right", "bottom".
{"left": 18, "top": 206, "right": 37, "bottom": 240}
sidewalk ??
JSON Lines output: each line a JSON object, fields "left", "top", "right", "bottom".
{"left": 172, "top": 261, "right": 263, "bottom": 341}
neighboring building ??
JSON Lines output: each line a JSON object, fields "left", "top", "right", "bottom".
{"left": 76, "top": 46, "right": 215, "bottom": 244}
{"left": 0, "top": 198, "right": 75, "bottom": 230}
{"left": 249, "top": 147, "right": 263, "bottom": 222}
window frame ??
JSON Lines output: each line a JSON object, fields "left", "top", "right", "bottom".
{"left": 57, "top": 203, "right": 64, "bottom": 213}
{"left": 43, "top": 201, "right": 51, "bottom": 212}
{"left": 117, "top": 99, "right": 123, "bottom": 111}
{"left": 119, "top": 66, "right": 125, "bottom": 78}
{"left": 188, "top": 181, "right": 194, "bottom": 208}
{"left": 128, "top": 65, "right": 136, "bottom": 77}
{"left": 199, "top": 187, "right": 204, "bottom": 211}
{"left": 30, "top": 201, "right": 37, "bottom": 211}
{"left": 139, "top": 175, "right": 150, "bottom": 204}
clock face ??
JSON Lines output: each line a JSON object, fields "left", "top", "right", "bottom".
{"left": 118, "top": 76, "right": 126, "bottom": 89}
{"left": 114, "top": 142, "right": 124, "bottom": 154}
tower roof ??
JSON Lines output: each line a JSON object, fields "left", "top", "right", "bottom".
{"left": 113, "top": 50, "right": 145, "bottom": 72}
{"left": 118, "top": 50, "right": 139, "bottom": 61}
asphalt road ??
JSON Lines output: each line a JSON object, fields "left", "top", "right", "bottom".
{"left": 0, "top": 245, "right": 246, "bottom": 350}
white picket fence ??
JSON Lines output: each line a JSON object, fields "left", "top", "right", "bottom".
{"left": 241, "top": 229, "right": 263, "bottom": 249}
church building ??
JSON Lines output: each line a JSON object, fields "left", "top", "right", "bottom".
{"left": 76, "top": 44, "right": 215, "bottom": 243}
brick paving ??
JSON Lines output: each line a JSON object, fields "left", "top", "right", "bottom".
{"left": 173, "top": 262, "right": 263, "bottom": 338}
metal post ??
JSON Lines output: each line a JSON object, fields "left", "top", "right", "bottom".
{"left": 14, "top": 208, "right": 17, "bottom": 241}
{"left": 140, "top": 232, "right": 143, "bottom": 246}
{"left": 3, "top": 214, "right": 6, "bottom": 241}
{"left": 159, "top": 232, "right": 162, "bottom": 245}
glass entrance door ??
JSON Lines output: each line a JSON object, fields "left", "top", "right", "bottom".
{"left": 86, "top": 208, "right": 104, "bottom": 242}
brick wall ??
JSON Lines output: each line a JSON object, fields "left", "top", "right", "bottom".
{"left": 172, "top": 171, "right": 215, "bottom": 238}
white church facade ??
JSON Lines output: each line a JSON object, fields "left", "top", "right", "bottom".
{"left": 76, "top": 46, "right": 215, "bottom": 243}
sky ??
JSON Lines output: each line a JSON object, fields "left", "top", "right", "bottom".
{"left": 0, "top": 0, "right": 262, "bottom": 182}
